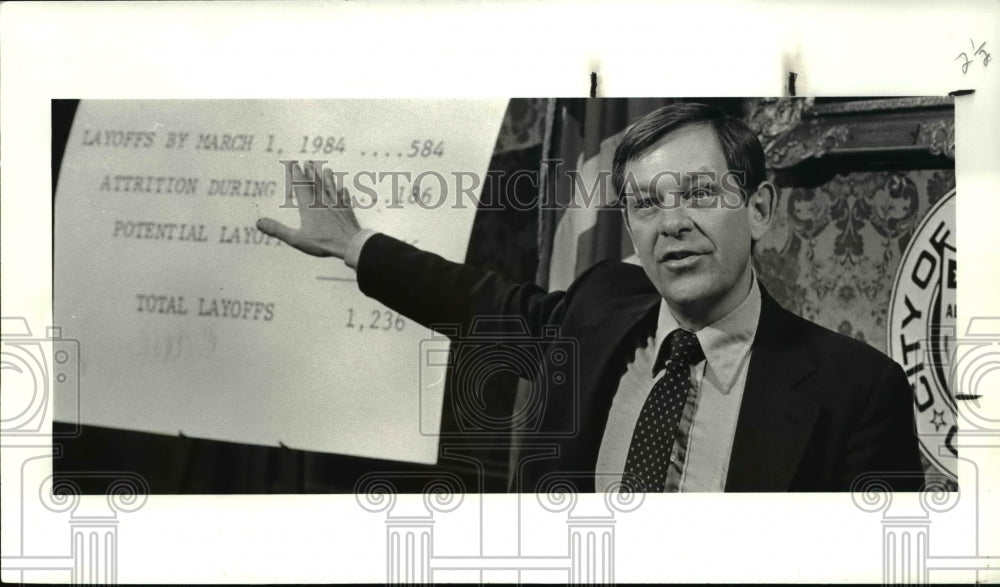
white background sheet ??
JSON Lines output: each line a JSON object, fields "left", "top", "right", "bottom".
{"left": 2, "top": 1, "right": 998, "bottom": 584}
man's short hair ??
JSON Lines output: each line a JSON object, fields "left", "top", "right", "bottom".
{"left": 611, "top": 102, "right": 767, "bottom": 205}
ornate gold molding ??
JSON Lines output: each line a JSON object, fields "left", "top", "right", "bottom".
{"left": 915, "top": 119, "right": 956, "bottom": 159}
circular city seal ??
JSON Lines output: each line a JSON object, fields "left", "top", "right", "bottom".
{"left": 887, "top": 188, "right": 957, "bottom": 479}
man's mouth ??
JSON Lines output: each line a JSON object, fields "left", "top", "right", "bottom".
{"left": 659, "top": 250, "right": 705, "bottom": 262}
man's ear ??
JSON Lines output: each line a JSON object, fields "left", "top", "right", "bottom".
{"left": 747, "top": 181, "right": 777, "bottom": 243}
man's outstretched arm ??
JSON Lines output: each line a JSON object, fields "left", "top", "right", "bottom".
{"left": 256, "top": 163, "right": 573, "bottom": 337}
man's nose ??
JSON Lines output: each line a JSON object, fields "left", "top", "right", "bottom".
{"left": 656, "top": 196, "right": 694, "bottom": 236}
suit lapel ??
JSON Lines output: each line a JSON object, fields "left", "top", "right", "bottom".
{"left": 578, "top": 293, "right": 661, "bottom": 395}
{"left": 567, "top": 279, "right": 821, "bottom": 492}
{"left": 725, "top": 285, "right": 820, "bottom": 492}
{"left": 569, "top": 292, "right": 661, "bottom": 481}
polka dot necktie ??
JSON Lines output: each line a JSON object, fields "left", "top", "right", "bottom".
{"left": 622, "top": 328, "right": 705, "bottom": 493}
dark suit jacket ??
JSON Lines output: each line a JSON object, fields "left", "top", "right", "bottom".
{"left": 357, "top": 233, "right": 924, "bottom": 492}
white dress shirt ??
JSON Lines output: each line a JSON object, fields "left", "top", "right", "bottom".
{"left": 595, "top": 277, "right": 761, "bottom": 492}
{"left": 346, "top": 230, "right": 761, "bottom": 491}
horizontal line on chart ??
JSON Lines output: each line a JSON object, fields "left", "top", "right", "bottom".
{"left": 316, "top": 276, "right": 357, "bottom": 283}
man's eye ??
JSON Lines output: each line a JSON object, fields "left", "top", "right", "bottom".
{"left": 632, "top": 198, "right": 655, "bottom": 210}
{"left": 687, "top": 186, "right": 718, "bottom": 206}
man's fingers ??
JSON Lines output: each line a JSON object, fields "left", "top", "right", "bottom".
{"left": 291, "top": 161, "right": 309, "bottom": 182}
{"left": 290, "top": 162, "right": 324, "bottom": 210}
{"left": 257, "top": 216, "right": 334, "bottom": 257}
{"left": 256, "top": 217, "right": 297, "bottom": 246}
{"left": 323, "top": 167, "right": 351, "bottom": 208}
{"left": 322, "top": 168, "right": 335, "bottom": 207}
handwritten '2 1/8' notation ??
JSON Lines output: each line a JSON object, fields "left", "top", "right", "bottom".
{"left": 955, "top": 39, "right": 991, "bottom": 74}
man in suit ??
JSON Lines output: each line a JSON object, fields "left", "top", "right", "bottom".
{"left": 257, "top": 102, "right": 923, "bottom": 492}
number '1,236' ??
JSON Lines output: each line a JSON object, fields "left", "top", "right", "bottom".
{"left": 345, "top": 307, "right": 406, "bottom": 332}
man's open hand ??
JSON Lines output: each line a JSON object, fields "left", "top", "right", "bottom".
{"left": 257, "top": 163, "right": 361, "bottom": 258}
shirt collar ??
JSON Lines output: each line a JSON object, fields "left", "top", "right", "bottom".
{"left": 652, "top": 272, "right": 762, "bottom": 388}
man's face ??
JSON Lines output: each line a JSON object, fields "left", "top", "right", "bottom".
{"left": 623, "top": 124, "right": 760, "bottom": 325}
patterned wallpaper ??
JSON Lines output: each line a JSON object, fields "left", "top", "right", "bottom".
{"left": 754, "top": 169, "right": 956, "bottom": 353}
{"left": 493, "top": 98, "right": 548, "bottom": 154}
{"left": 745, "top": 96, "right": 957, "bottom": 354}
{"left": 744, "top": 97, "right": 957, "bottom": 486}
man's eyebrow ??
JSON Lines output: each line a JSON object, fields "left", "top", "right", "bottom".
{"left": 638, "top": 169, "right": 715, "bottom": 192}
{"left": 687, "top": 166, "right": 718, "bottom": 180}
